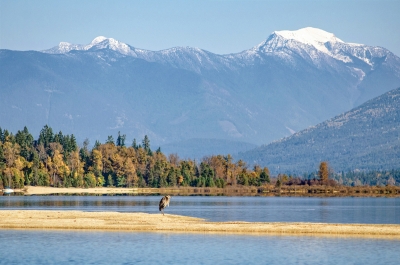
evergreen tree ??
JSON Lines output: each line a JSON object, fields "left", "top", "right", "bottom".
{"left": 38, "top": 125, "right": 54, "bottom": 148}
{"left": 53, "top": 131, "right": 64, "bottom": 145}
{"left": 93, "top": 140, "right": 101, "bottom": 149}
{"left": 276, "top": 179, "right": 282, "bottom": 188}
{"left": 70, "top": 134, "right": 78, "bottom": 151}
{"left": 132, "top": 139, "right": 138, "bottom": 149}
{"left": 142, "top": 135, "right": 150, "bottom": 152}
{"left": 106, "top": 135, "right": 114, "bottom": 145}
{"left": 116, "top": 131, "right": 126, "bottom": 147}
{"left": 15, "top": 126, "right": 34, "bottom": 161}
{"left": 0, "top": 143, "right": 4, "bottom": 165}
{"left": 166, "top": 168, "right": 177, "bottom": 186}
{"left": 260, "top": 167, "right": 270, "bottom": 183}
{"left": 0, "top": 127, "right": 3, "bottom": 143}
{"left": 79, "top": 139, "right": 90, "bottom": 170}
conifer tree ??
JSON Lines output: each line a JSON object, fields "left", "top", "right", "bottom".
{"left": 38, "top": 125, "right": 54, "bottom": 148}
{"left": 106, "top": 135, "right": 114, "bottom": 145}
{"left": 142, "top": 135, "right": 150, "bottom": 152}
{"left": 132, "top": 139, "right": 138, "bottom": 149}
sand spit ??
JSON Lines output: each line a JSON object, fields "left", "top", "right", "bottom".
{"left": 1, "top": 210, "right": 399, "bottom": 239}
{"left": 20, "top": 186, "right": 147, "bottom": 195}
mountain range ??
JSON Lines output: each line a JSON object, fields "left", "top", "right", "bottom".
{"left": 1, "top": 27, "right": 400, "bottom": 159}
{"left": 238, "top": 87, "right": 400, "bottom": 174}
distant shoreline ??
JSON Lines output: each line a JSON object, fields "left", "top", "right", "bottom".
{"left": 1, "top": 210, "right": 399, "bottom": 239}
{"left": 10, "top": 185, "right": 400, "bottom": 197}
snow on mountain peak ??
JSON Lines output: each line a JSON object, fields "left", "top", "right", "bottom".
{"left": 90, "top": 36, "right": 108, "bottom": 45}
{"left": 274, "top": 27, "right": 344, "bottom": 53}
{"left": 85, "top": 36, "right": 132, "bottom": 54}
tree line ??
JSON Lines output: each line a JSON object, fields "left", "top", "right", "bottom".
{"left": 1, "top": 126, "right": 398, "bottom": 190}
{"left": 0, "top": 126, "right": 271, "bottom": 189}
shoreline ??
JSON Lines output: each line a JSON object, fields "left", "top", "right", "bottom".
{"left": 11, "top": 185, "right": 400, "bottom": 197}
{"left": 1, "top": 210, "right": 399, "bottom": 239}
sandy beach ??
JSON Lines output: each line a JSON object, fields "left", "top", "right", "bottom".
{"left": 19, "top": 186, "right": 148, "bottom": 195}
{"left": 1, "top": 210, "right": 399, "bottom": 239}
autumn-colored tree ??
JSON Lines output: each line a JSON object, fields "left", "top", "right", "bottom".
{"left": 177, "top": 175, "right": 184, "bottom": 186}
{"left": 319, "top": 161, "right": 329, "bottom": 184}
{"left": 0, "top": 127, "right": 281, "bottom": 189}
{"left": 2, "top": 141, "right": 22, "bottom": 187}
{"left": 66, "top": 150, "right": 84, "bottom": 187}
{"left": 48, "top": 148, "right": 70, "bottom": 187}
{"left": 168, "top": 153, "right": 180, "bottom": 167}
{"left": 90, "top": 149, "right": 103, "bottom": 175}
{"left": 123, "top": 157, "right": 137, "bottom": 187}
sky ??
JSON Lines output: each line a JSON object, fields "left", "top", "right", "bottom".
{"left": 1, "top": 0, "right": 399, "bottom": 56}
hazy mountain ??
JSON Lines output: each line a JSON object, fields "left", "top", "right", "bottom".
{"left": 1, "top": 27, "right": 400, "bottom": 157}
{"left": 238, "top": 87, "right": 400, "bottom": 174}
{"left": 161, "top": 138, "right": 257, "bottom": 161}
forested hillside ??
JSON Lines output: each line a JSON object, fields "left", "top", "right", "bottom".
{"left": 239, "top": 87, "right": 400, "bottom": 174}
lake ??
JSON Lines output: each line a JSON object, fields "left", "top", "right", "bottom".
{"left": 1, "top": 196, "right": 399, "bottom": 264}
{"left": 1, "top": 195, "right": 399, "bottom": 223}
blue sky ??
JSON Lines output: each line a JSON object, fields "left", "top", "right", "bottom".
{"left": 1, "top": 0, "right": 399, "bottom": 56}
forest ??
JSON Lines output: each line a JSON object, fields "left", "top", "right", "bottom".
{"left": 0, "top": 126, "right": 271, "bottom": 189}
{"left": 0, "top": 126, "right": 399, "bottom": 189}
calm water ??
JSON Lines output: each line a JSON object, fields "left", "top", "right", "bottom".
{"left": 0, "top": 196, "right": 399, "bottom": 224}
{"left": 1, "top": 196, "right": 399, "bottom": 264}
{"left": 0, "top": 230, "right": 399, "bottom": 265}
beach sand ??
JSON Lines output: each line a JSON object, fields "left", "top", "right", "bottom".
{"left": 19, "top": 186, "right": 146, "bottom": 195}
{"left": 1, "top": 210, "right": 399, "bottom": 239}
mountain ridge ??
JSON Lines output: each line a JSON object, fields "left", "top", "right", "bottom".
{"left": 239, "top": 87, "right": 400, "bottom": 173}
{"left": 1, "top": 27, "right": 400, "bottom": 159}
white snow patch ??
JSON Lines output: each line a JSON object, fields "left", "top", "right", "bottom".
{"left": 350, "top": 67, "right": 366, "bottom": 82}
{"left": 90, "top": 36, "right": 108, "bottom": 45}
{"left": 285, "top": 126, "right": 296, "bottom": 134}
{"left": 275, "top": 27, "right": 344, "bottom": 54}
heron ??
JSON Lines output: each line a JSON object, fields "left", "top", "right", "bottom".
{"left": 159, "top": 195, "right": 171, "bottom": 215}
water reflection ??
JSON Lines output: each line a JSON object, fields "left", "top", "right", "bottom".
{"left": 0, "top": 196, "right": 399, "bottom": 224}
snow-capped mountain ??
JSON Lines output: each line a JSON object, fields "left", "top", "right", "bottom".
{"left": 2, "top": 27, "right": 400, "bottom": 159}
{"left": 44, "top": 36, "right": 230, "bottom": 73}
{"left": 43, "top": 27, "right": 400, "bottom": 79}
{"left": 44, "top": 36, "right": 134, "bottom": 55}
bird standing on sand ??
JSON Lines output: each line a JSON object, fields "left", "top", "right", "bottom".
{"left": 159, "top": 195, "right": 171, "bottom": 215}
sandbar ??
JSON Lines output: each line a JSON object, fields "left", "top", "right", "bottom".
{"left": 0, "top": 210, "right": 399, "bottom": 239}
{"left": 19, "top": 186, "right": 147, "bottom": 195}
